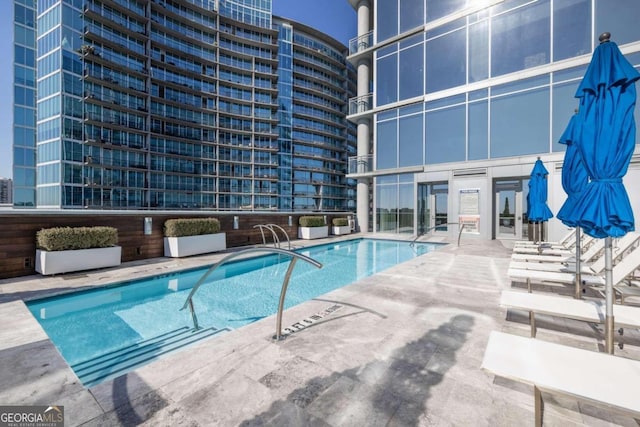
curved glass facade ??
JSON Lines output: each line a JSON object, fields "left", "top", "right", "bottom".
{"left": 25, "top": 0, "right": 355, "bottom": 210}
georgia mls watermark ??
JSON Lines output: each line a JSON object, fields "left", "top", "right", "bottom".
{"left": 0, "top": 406, "right": 64, "bottom": 427}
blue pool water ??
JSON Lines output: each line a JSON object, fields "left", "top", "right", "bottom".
{"left": 27, "top": 238, "right": 440, "bottom": 386}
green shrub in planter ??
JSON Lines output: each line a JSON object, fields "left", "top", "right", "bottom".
{"left": 164, "top": 218, "right": 221, "bottom": 237}
{"left": 299, "top": 216, "right": 325, "bottom": 227}
{"left": 332, "top": 218, "right": 348, "bottom": 227}
{"left": 36, "top": 226, "right": 118, "bottom": 251}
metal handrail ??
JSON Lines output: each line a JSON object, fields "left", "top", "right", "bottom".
{"left": 266, "top": 224, "right": 291, "bottom": 250}
{"left": 180, "top": 247, "right": 322, "bottom": 340}
{"left": 253, "top": 224, "right": 280, "bottom": 247}
{"left": 410, "top": 222, "right": 466, "bottom": 247}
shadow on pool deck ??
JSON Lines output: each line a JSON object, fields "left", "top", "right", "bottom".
{"left": 1, "top": 236, "right": 640, "bottom": 426}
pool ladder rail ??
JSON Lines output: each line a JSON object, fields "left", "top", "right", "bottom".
{"left": 253, "top": 223, "right": 292, "bottom": 250}
{"left": 181, "top": 247, "right": 322, "bottom": 340}
{"left": 410, "top": 222, "right": 466, "bottom": 247}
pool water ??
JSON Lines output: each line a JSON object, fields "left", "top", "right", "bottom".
{"left": 27, "top": 238, "right": 440, "bottom": 386}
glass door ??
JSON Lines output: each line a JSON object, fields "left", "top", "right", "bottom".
{"left": 495, "top": 179, "right": 528, "bottom": 240}
{"left": 417, "top": 182, "right": 448, "bottom": 235}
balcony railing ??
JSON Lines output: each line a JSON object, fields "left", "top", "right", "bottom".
{"left": 348, "top": 155, "right": 373, "bottom": 174}
{"left": 348, "top": 93, "right": 373, "bottom": 116}
{"left": 349, "top": 31, "right": 373, "bottom": 56}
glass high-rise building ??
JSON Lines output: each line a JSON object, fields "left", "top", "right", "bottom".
{"left": 13, "top": 0, "right": 37, "bottom": 207}
{"left": 347, "top": 0, "right": 640, "bottom": 240}
{"left": 22, "top": 0, "right": 355, "bottom": 210}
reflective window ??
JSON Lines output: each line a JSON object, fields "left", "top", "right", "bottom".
{"left": 377, "top": 0, "right": 398, "bottom": 42}
{"left": 376, "top": 53, "right": 398, "bottom": 106}
{"left": 491, "top": 0, "right": 550, "bottom": 77}
{"left": 426, "top": 28, "right": 465, "bottom": 93}
{"left": 399, "top": 43, "right": 424, "bottom": 100}
{"left": 400, "top": 0, "right": 424, "bottom": 32}
{"left": 377, "top": 119, "right": 397, "bottom": 169}
{"left": 596, "top": 0, "right": 640, "bottom": 46}
{"left": 469, "top": 20, "right": 489, "bottom": 83}
{"left": 426, "top": 0, "right": 466, "bottom": 22}
{"left": 490, "top": 87, "right": 550, "bottom": 158}
{"left": 425, "top": 104, "right": 465, "bottom": 164}
{"left": 468, "top": 100, "right": 488, "bottom": 160}
{"left": 399, "top": 113, "right": 423, "bottom": 166}
{"left": 553, "top": 0, "right": 591, "bottom": 61}
{"left": 552, "top": 80, "right": 580, "bottom": 151}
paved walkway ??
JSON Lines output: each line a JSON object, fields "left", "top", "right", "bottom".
{"left": 1, "top": 235, "right": 639, "bottom": 426}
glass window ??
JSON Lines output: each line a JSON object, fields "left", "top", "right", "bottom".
{"left": 491, "top": 0, "right": 551, "bottom": 77}
{"left": 376, "top": 54, "right": 398, "bottom": 106}
{"left": 400, "top": 0, "right": 424, "bottom": 33}
{"left": 469, "top": 20, "right": 489, "bottom": 83}
{"left": 490, "top": 87, "right": 550, "bottom": 158}
{"left": 377, "top": 0, "right": 398, "bottom": 42}
{"left": 426, "top": 0, "right": 466, "bottom": 22}
{"left": 376, "top": 119, "right": 397, "bottom": 169}
{"left": 468, "top": 101, "right": 488, "bottom": 160}
{"left": 596, "top": 0, "right": 640, "bottom": 46}
{"left": 399, "top": 43, "right": 424, "bottom": 100}
{"left": 425, "top": 104, "right": 465, "bottom": 164}
{"left": 426, "top": 28, "right": 466, "bottom": 93}
{"left": 552, "top": 80, "right": 580, "bottom": 151}
{"left": 398, "top": 181, "right": 414, "bottom": 233}
{"left": 399, "top": 113, "right": 423, "bottom": 167}
{"left": 553, "top": 0, "right": 591, "bottom": 61}
{"left": 377, "top": 183, "right": 397, "bottom": 232}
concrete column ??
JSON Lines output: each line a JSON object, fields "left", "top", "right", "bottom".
{"left": 357, "top": 0, "right": 370, "bottom": 37}
{"left": 357, "top": 59, "right": 370, "bottom": 97}
{"left": 357, "top": 178, "right": 369, "bottom": 232}
{"left": 355, "top": 0, "right": 372, "bottom": 233}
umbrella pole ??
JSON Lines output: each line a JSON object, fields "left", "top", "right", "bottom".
{"left": 574, "top": 227, "right": 582, "bottom": 299}
{"left": 605, "top": 236, "right": 614, "bottom": 354}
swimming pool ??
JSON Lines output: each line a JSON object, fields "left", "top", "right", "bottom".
{"left": 27, "top": 238, "right": 441, "bottom": 386}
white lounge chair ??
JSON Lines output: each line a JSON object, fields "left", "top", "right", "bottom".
{"left": 499, "top": 289, "right": 640, "bottom": 337}
{"left": 508, "top": 242, "right": 640, "bottom": 292}
{"left": 509, "top": 233, "right": 639, "bottom": 274}
{"left": 482, "top": 331, "right": 640, "bottom": 427}
{"left": 511, "top": 237, "right": 605, "bottom": 264}
{"left": 512, "top": 234, "right": 595, "bottom": 256}
{"left": 513, "top": 229, "right": 580, "bottom": 250}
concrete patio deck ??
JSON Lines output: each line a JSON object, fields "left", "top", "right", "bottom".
{"left": 1, "top": 235, "right": 639, "bottom": 426}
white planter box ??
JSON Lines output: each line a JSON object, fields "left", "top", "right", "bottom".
{"left": 332, "top": 225, "right": 351, "bottom": 236}
{"left": 36, "top": 246, "right": 122, "bottom": 275}
{"left": 298, "top": 226, "right": 328, "bottom": 240}
{"left": 164, "top": 232, "right": 226, "bottom": 258}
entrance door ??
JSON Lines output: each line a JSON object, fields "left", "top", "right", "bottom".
{"left": 495, "top": 179, "right": 529, "bottom": 240}
{"left": 417, "top": 182, "right": 448, "bottom": 235}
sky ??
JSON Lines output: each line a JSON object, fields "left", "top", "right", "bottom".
{"left": 0, "top": 0, "right": 356, "bottom": 179}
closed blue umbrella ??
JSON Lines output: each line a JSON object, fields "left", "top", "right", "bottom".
{"left": 556, "top": 114, "right": 589, "bottom": 227}
{"left": 557, "top": 113, "right": 590, "bottom": 298}
{"left": 527, "top": 158, "right": 553, "bottom": 242}
{"left": 571, "top": 33, "right": 640, "bottom": 353}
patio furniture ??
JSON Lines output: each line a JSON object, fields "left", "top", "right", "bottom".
{"left": 482, "top": 331, "right": 640, "bottom": 427}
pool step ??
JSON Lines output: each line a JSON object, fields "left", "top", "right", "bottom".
{"left": 73, "top": 326, "right": 229, "bottom": 387}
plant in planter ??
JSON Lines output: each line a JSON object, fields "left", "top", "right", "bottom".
{"left": 35, "top": 226, "right": 121, "bottom": 275}
{"left": 163, "top": 217, "right": 226, "bottom": 258}
{"left": 298, "top": 216, "right": 328, "bottom": 240}
{"left": 332, "top": 218, "right": 351, "bottom": 236}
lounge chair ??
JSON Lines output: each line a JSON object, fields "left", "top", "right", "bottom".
{"left": 511, "top": 237, "right": 605, "bottom": 264}
{"left": 499, "top": 289, "right": 640, "bottom": 337}
{"left": 513, "top": 228, "right": 575, "bottom": 248}
{"left": 482, "top": 331, "right": 640, "bottom": 427}
{"left": 512, "top": 234, "right": 595, "bottom": 256}
{"left": 507, "top": 241, "right": 640, "bottom": 292}
{"left": 509, "top": 233, "right": 639, "bottom": 274}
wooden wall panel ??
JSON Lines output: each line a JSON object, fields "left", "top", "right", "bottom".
{"left": 0, "top": 212, "right": 348, "bottom": 279}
